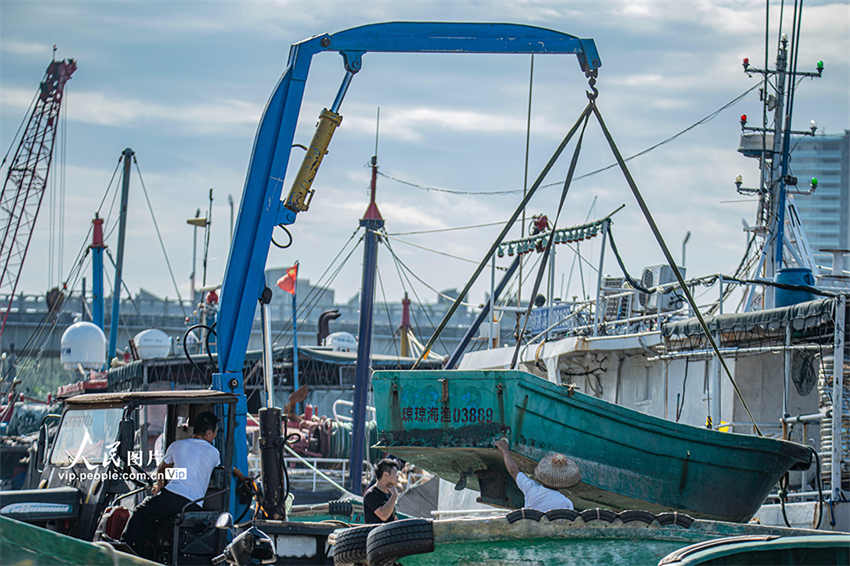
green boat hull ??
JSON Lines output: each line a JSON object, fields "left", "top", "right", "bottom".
{"left": 373, "top": 370, "right": 812, "bottom": 523}
{"left": 0, "top": 515, "right": 157, "bottom": 565}
{"left": 658, "top": 533, "right": 850, "bottom": 565}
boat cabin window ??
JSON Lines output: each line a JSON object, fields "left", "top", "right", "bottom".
{"left": 164, "top": 403, "right": 222, "bottom": 454}
{"left": 132, "top": 404, "right": 167, "bottom": 470}
{"left": 50, "top": 408, "right": 123, "bottom": 467}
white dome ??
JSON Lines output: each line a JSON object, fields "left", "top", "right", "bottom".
{"left": 325, "top": 331, "right": 357, "bottom": 352}
{"left": 134, "top": 329, "right": 171, "bottom": 359}
{"left": 61, "top": 322, "right": 106, "bottom": 370}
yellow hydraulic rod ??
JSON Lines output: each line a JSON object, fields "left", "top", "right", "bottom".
{"left": 284, "top": 108, "right": 342, "bottom": 212}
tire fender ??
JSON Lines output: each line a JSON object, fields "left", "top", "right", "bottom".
{"left": 366, "top": 518, "right": 434, "bottom": 565}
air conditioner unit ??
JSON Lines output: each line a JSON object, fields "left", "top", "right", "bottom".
{"left": 638, "top": 265, "right": 686, "bottom": 312}
{"left": 602, "top": 277, "right": 633, "bottom": 321}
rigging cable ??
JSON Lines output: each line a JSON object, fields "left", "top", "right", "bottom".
{"left": 380, "top": 237, "right": 477, "bottom": 308}
{"left": 133, "top": 157, "right": 187, "bottom": 315}
{"left": 274, "top": 230, "right": 363, "bottom": 345}
{"left": 606, "top": 227, "right": 653, "bottom": 294}
{"left": 280, "top": 235, "right": 363, "bottom": 343}
{"left": 375, "top": 263, "right": 399, "bottom": 358}
{"left": 591, "top": 99, "right": 763, "bottom": 436}
{"left": 565, "top": 196, "right": 597, "bottom": 298}
{"left": 382, "top": 236, "right": 451, "bottom": 356}
{"left": 510, "top": 109, "right": 591, "bottom": 369}
{"left": 0, "top": 88, "right": 38, "bottom": 171}
{"left": 102, "top": 259, "right": 136, "bottom": 351}
{"left": 61, "top": 157, "right": 122, "bottom": 292}
{"left": 384, "top": 220, "right": 507, "bottom": 236}
{"left": 283, "top": 237, "right": 363, "bottom": 343}
{"left": 378, "top": 83, "right": 761, "bottom": 198}
{"left": 412, "top": 103, "right": 595, "bottom": 369}
{"left": 377, "top": 231, "right": 509, "bottom": 270}
{"left": 104, "top": 248, "right": 143, "bottom": 317}
{"left": 59, "top": 88, "right": 68, "bottom": 282}
{"left": 285, "top": 227, "right": 362, "bottom": 326}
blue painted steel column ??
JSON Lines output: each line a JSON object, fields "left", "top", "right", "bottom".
{"left": 349, "top": 216, "right": 383, "bottom": 493}
{"left": 292, "top": 289, "right": 300, "bottom": 410}
{"left": 349, "top": 154, "right": 384, "bottom": 494}
{"left": 212, "top": 53, "right": 312, "bottom": 519}
{"left": 107, "top": 148, "right": 133, "bottom": 361}
{"left": 91, "top": 215, "right": 105, "bottom": 330}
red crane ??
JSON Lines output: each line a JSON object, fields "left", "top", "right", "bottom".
{"left": 0, "top": 56, "right": 76, "bottom": 340}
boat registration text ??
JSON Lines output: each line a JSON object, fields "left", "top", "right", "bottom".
{"left": 401, "top": 406, "right": 493, "bottom": 424}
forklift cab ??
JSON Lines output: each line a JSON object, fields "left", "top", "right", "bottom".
{"left": 0, "top": 390, "right": 237, "bottom": 565}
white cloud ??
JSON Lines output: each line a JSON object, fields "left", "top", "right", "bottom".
{"left": 0, "top": 87, "right": 262, "bottom": 134}
{"left": 1, "top": 40, "right": 52, "bottom": 56}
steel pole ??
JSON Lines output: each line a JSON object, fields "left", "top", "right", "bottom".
{"left": 107, "top": 148, "right": 133, "bottom": 361}
{"left": 592, "top": 220, "right": 609, "bottom": 336}
{"left": 765, "top": 39, "right": 788, "bottom": 308}
{"left": 190, "top": 209, "right": 200, "bottom": 310}
{"left": 831, "top": 295, "right": 846, "bottom": 500}
{"left": 489, "top": 255, "right": 495, "bottom": 346}
{"left": 547, "top": 244, "right": 555, "bottom": 340}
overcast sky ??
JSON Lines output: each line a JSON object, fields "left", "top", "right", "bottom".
{"left": 2, "top": 1, "right": 848, "bottom": 318}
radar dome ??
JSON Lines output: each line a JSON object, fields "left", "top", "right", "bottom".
{"left": 134, "top": 329, "right": 171, "bottom": 359}
{"left": 325, "top": 331, "right": 357, "bottom": 352}
{"left": 61, "top": 322, "right": 106, "bottom": 370}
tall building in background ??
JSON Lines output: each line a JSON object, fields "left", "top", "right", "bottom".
{"left": 790, "top": 130, "right": 850, "bottom": 270}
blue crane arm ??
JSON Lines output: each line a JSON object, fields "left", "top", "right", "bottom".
{"left": 213, "top": 22, "right": 600, "bottom": 515}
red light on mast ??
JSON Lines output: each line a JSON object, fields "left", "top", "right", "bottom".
{"left": 740, "top": 114, "right": 747, "bottom": 127}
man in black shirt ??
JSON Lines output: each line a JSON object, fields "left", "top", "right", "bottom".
{"left": 363, "top": 459, "right": 399, "bottom": 523}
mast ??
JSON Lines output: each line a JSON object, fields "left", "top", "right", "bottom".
{"left": 349, "top": 148, "right": 384, "bottom": 494}
{"left": 737, "top": 27, "right": 821, "bottom": 310}
{"left": 107, "top": 148, "right": 134, "bottom": 361}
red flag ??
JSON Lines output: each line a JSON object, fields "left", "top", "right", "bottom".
{"left": 276, "top": 263, "right": 298, "bottom": 295}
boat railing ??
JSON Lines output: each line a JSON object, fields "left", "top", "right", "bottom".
{"left": 332, "top": 399, "right": 376, "bottom": 423}
{"left": 528, "top": 272, "right": 732, "bottom": 339}
{"left": 283, "top": 456, "right": 372, "bottom": 493}
{"left": 648, "top": 344, "right": 824, "bottom": 361}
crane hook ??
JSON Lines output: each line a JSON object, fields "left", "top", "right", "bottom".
{"left": 585, "top": 70, "right": 599, "bottom": 102}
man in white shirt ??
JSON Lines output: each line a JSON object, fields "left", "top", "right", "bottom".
{"left": 122, "top": 411, "right": 221, "bottom": 560}
{"left": 495, "top": 437, "right": 577, "bottom": 513}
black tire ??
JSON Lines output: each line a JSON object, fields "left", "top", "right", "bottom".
{"left": 329, "top": 499, "right": 354, "bottom": 517}
{"left": 332, "top": 524, "right": 377, "bottom": 565}
{"left": 655, "top": 512, "right": 695, "bottom": 528}
{"left": 580, "top": 508, "right": 617, "bottom": 523}
{"left": 545, "top": 508, "right": 580, "bottom": 522}
{"left": 366, "top": 519, "right": 434, "bottom": 565}
{"left": 506, "top": 508, "right": 545, "bottom": 523}
{"left": 617, "top": 509, "right": 656, "bottom": 525}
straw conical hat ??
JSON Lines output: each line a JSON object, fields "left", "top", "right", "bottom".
{"left": 533, "top": 452, "right": 581, "bottom": 489}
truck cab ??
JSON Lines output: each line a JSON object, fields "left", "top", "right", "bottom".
{"left": 0, "top": 389, "right": 236, "bottom": 565}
